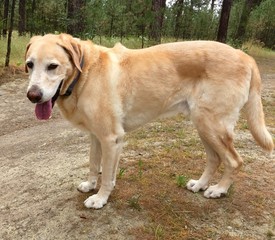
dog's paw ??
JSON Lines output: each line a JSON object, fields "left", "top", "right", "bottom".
{"left": 204, "top": 185, "right": 227, "bottom": 198}
{"left": 186, "top": 179, "right": 208, "bottom": 193}
{"left": 77, "top": 181, "right": 97, "bottom": 193}
{"left": 84, "top": 194, "right": 107, "bottom": 209}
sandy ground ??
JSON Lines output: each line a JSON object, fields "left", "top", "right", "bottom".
{"left": 0, "top": 60, "right": 274, "bottom": 239}
{"left": 0, "top": 75, "right": 147, "bottom": 240}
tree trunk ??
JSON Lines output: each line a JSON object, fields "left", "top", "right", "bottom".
{"left": 18, "top": 0, "right": 26, "bottom": 36}
{"left": 141, "top": 24, "right": 145, "bottom": 48}
{"left": 67, "top": 0, "right": 74, "bottom": 34}
{"left": 235, "top": 0, "right": 262, "bottom": 40}
{"left": 211, "top": 0, "right": 215, "bottom": 11}
{"left": 109, "top": 15, "right": 114, "bottom": 38}
{"left": 149, "top": 0, "right": 166, "bottom": 44}
{"left": 29, "top": 0, "right": 36, "bottom": 36}
{"left": 67, "top": 0, "right": 85, "bottom": 36}
{"left": 5, "top": 0, "right": 16, "bottom": 67}
{"left": 217, "top": 0, "right": 233, "bottom": 43}
{"left": 3, "top": 0, "right": 9, "bottom": 37}
{"left": 174, "top": 0, "right": 183, "bottom": 40}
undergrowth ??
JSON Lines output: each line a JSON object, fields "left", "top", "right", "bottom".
{"left": 1, "top": 32, "right": 274, "bottom": 68}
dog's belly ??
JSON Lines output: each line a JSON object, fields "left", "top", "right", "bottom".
{"left": 123, "top": 100, "right": 190, "bottom": 132}
{"left": 159, "top": 100, "right": 190, "bottom": 119}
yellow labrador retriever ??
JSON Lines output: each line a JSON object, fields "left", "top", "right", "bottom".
{"left": 25, "top": 34, "right": 274, "bottom": 209}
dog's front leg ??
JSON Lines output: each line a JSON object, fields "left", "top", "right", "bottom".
{"left": 84, "top": 134, "right": 124, "bottom": 209}
{"left": 78, "top": 134, "right": 102, "bottom": 193}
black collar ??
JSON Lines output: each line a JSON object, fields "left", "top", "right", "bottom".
{"left": 52, "top": 58, "right": 84, "bottom": 106}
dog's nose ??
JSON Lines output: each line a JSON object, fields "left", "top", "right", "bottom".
{"left": 27, "top": 85, "right": 43, "bottom": 103}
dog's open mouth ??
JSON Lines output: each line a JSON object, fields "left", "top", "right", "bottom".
{"left": 34, "top": 83, "right": 61, "bottom": 120}
{"left": 35, "top": 100, "right": 52, "bottom": 120}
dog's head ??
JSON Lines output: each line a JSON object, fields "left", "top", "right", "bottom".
{"left": 25, "top": 33, "right": 83, "bottom": 120}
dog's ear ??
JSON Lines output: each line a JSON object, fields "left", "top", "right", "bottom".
{"left": 58, "top": 34, "right": 83, "bottom": 73}
{"left": 25, "top": 44, "right": 31, "bottom": 73}
{"left": 25, "top": 36, "right": 42, "bottom": 73}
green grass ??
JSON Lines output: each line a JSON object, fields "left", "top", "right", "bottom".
{"left": 153, "top": 224, "right": 165, "bottom": 239}
{"left": 91, "top": 36, "right": 146, "bottom": 49}
{"left": 0, "top": 33, "right": 150, "bottom": 67}
{"left": 176, "top": 175, "right": 188, "bottom": 187}
{"left": 0, "top": 32, "right": 30, "bottom": 67}
{"left": 127, "top": 195, "right": 142, "bottom": 211}
{"left": 0, "top": 35, "right": 136, "bottom": 61}
{"left": 1, "top": 32, "right": 275, "bottom": 68}
{"left": 244, "top": 41, "right": 275, "bottom": 58}
{"left": 118, "top": 167, "right": 126, "bottom": 179}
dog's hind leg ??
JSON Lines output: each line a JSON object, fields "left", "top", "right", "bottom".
{"left": 203, "top": 132, "right": 243, "bottom": 198}
{"left": 77, "top": 134, "right": 102, "bottom": 193}
{"left": 189, "top": 112, "right": 243, "bottom": 198}
{"left": 187, "top": 138, "right": 221, "bottom": 192}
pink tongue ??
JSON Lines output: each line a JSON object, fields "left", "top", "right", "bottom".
{"left": 35, "top": 100, "right": 52, "bottom": 120}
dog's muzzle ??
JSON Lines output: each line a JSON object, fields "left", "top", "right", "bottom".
{"left": 27, "top": 85, "right": 43, "bottom": 103}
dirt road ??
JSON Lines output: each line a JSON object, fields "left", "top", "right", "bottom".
{"left": 0, "top": 58, "right": 274, "bottom": 239}
{"left": 0, "top": 74, "right": 147, "bottom": 240}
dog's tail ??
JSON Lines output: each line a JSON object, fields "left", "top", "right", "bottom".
{"left": 244, "top": 58, "right": 274, "bottom": 153}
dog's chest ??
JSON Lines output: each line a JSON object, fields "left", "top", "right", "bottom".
{"left": 57, "top": 98, "right": 91, "bottom": 131}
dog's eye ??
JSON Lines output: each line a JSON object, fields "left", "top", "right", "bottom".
{"left": 47, "top": 64, "right": 58, "bottom": 71}
{"left": 26, "top": 61, "right": 34, "bottom": 69}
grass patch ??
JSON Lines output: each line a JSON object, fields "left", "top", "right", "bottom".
{"left": 262, "top": 92, "right": 275, "bottom": 127}
{"left": 2, "top": 32, "right": 275, "bottom": 67}
{"left": 244, "top": 41, "right": 275, "bottom": 59}
{"left": 116, "top": 76, "right": 274, "bottom": 238}
{"left": 116, "top": 115, "right": 206, "bottom": 239}
{"left": 0, "top": 32, "right": 30, "bottom": 67}
{"left": 138, "top": 160, "right": 144, "bottom": 178}
{"left": 0, "top": 33, "right": 147, "bottom": 68}
{"left": 92, "top": 36, "right": 147, "bottom": 49}
{"left": 153, "top": 224, "right": 165, "bottom": 239}
{"left": 127, "top": 195, "right": 142, "bottom": 211}
{"left": 118, "top": 167, "right": 126, "bottom": 179}
{"left": 176, "top": 175, "right": 188, "bottom": 187}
